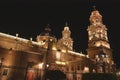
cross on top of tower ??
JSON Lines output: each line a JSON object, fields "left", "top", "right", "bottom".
{"left": 65, "top": 22, "right": 68, "bottom": 27}
{"left": 93, "top": 5, "right": 96, "bottom": 11}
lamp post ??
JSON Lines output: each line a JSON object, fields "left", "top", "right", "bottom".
{"left": 42, "top": 38, "right": 53, "bottom": 80}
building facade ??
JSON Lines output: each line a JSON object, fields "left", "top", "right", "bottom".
{"left": 0, "top": 9, "right": 116, "bottom": 80}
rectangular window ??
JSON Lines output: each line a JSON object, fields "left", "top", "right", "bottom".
{"left": 66, "top": 67, "right": 69, "bottom": 71}
{"left": 71, "top": 66, "right": 74, "bottom": 71}
{"left": 2, "top": 69, "right": 8, "bottom": 76}
{"left": 77, "top": 66, "right": 80, "bottom": 70}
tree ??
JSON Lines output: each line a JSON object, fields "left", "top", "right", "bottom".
{"left": 82, "top": 73, "right": 117, "bottom": 80}
{"left": 46, "top": 70, "right": 66, "bottom": 80}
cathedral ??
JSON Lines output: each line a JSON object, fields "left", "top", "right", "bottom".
{"left": 0, "top": 8, "right": 116, "bottom": 80}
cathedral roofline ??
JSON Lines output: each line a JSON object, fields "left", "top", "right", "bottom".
{"left": 0, "top": 32, "right": 39, "bottom": 45}
{"left": 0, "top": 32, "right": 86, "bottom": 57}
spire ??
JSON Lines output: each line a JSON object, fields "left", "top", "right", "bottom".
{"left": 47, "top": 24, "right": 50, "bottom": 27}
{"left": 60, "top": 22, "right": 73, "bottom": 50}
{"left": 65, "top": 22, "right": 68, "bottom": 27}
{"left": 92, "top": 0, "right": 96, "bottom": 9}
{"left": 93, "top": 5, "right": 96, "bottom": 11}
{"left": 39, "top": 24, "right": 55, "bottom": 37}
{"left": 64, "top": 22, "right": 70, "bottom": 31}
{"left": 89, "top": 6, "right": 102, "bottom": 25}
{"left": 45, "top": 24, "right": 51, "bottom": 32}
{"left": 62, "top": 22, "right": 71, "bottom": 37}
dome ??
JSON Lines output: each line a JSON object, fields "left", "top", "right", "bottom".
{"left": 40, "top": 24, "right": 55, "bottom": 37}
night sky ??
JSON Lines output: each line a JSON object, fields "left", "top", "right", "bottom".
{"left": 0, "top": 0, "right": 120, "bottom": 68}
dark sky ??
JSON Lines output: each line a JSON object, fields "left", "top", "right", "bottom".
{"left": 0, "top": 0, "right": 120, "bottom": 68}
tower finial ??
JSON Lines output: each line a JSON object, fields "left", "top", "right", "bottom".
{"left": 93, "top": 5, "right": 96, "bottom": 11}
{"left": 47, "top": 24, "right": 50, "bottom": 27}
{"left": 45, "top": 24, "right": 51, "bottom": 32}
{"left": 65, "top": 22, "right": 68, "bottom": 26}
{"left": 92, "top": 0, "right": 96, "bottom": 10}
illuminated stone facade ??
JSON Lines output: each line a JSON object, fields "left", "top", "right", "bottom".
{"left": 0, "top": 9, "right": 116, "bottom": 80}
{"left": 58, "top": 23, "right": 73, "bottom": 51}
{"left": 87, "top": 9, "right": 116, "bottom": 73}
{"left": 0, "top": 26, "right": 90, "bottom": 80}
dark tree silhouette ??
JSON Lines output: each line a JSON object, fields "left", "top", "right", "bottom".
{"left": 46, "top": 70, "right": 66, "bottom": 80}
{"left": 82, "top": 73, "right": 117, "bottom": 80}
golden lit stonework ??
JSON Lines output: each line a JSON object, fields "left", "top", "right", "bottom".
{"left": 87, "top": 9, "right": 109, "bottom": 48}
{"left": 0, "top": 7, "right": 116, "bottom": 80}
{"left": 58, "top": 22, "right": 73, "bottom": 51}
{"left": 87, "top": 8, "right": 115, "bottom": 73}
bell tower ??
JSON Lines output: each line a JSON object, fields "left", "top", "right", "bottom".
{"left": 58, "top": 22, "right": 73, "bottom": 51}
{"left": 87, "top": 7, "right": 116, "bottom": 73}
